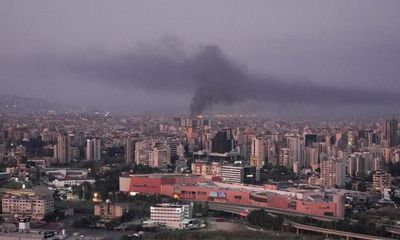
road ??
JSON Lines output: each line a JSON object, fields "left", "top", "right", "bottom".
{"left": 290, "top": 222, "right": 396, "bottom": 240}
{"left": 205, "top": 201, "right": 341, "bottom": 221}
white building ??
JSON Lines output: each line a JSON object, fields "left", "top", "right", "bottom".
{"left": 347, "top": 153, "right": 366, "bottom": 177}
{"left": 54, "top": 134, "right": 71, "bottom": 164}
{"left": 287, "top": 136, "right": 303, "bottom": 168}
{"left": 50, "top": 177, "right": 95, "bottom": 188}
{"left": 149, "top": 146, "right": 171, "bottom": 169}
{"left": 135, "top": 140, "right": 151, "bottom": 165}
{"left": 221, "top": 165, "right": 243, "bottom": 183}
{"left": 86, "top": 138, "right": 101, "bottom": 161}
{"left": 279, "top": 147, "right": 290, "bottom": 168}
{"left": 150, "top": 203, "right": 192, "bottom": 229}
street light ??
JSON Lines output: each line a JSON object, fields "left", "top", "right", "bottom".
{"left": 93, "top": 192, "right": 99, "bottom": 202}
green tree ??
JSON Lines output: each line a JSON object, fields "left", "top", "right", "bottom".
{"left": 82, "top": 181, "right": 92, "bottom": 201}
{"left": 247, "top": 210, "right": 283, "bottom": 230}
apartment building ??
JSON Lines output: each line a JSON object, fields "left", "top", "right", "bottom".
{"left": 1, "top": 194, "right": 54, "bottom": 220}
{"left": 372, "top": 170, "right": 392, "bottom": 193}
{"left": 94, "top": 201, "right": 127, "bottom": 219}
{"left": 150, "top": 203, "right": 192, "bottom": 229}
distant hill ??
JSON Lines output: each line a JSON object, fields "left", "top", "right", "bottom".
{"left": 0, "top": 94, "right": 84, "bottom": 114}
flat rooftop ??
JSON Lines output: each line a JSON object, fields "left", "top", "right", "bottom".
{"left": 126, "top": 173, "right": 198, "bottom": 178}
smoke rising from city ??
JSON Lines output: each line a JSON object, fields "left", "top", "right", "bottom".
{"left": 1, "top": 1, "right": 400, "bottom": 117}
{"left": 46, "top": 43, "right": 400, "bottom": 115}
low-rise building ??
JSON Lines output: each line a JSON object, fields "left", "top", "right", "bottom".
{"left": 1, "top": 193, "right": 54, "bottom": 220}
{"left": 191, "top": 161, "right": 222, "bottom": 177}
{"left": 373, "top": 170, "right": 392, "bottom": 193}
{"left": 94, "top": 201, "right": 127, "bottom": 219}
{"left": 150, "top": 203, "right": 192, "bottom": 229}
{"left": 121, "top": 174, "right": 345, "bottom": 219}
{"left": 50, "top": 177, "right": 95, "bottom": 188}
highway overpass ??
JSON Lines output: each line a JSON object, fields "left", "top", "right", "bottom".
{"left": 290, "top": 222, "right": 395, "bottom": 240}
{"left": 202, "top": 201, "right": 342, "bottom": 221}
{"left": 199, "top": 201, "right": 397, "bottom": 240}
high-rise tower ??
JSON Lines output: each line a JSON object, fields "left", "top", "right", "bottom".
{"left": 384, "top": 117, "right": 398, "bottom": 147}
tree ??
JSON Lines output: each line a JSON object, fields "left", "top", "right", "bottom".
{"left": 390, "top": 187, "right": 400, "bottom": 205}
{"left": 389, "top": 162, "right": 400, "bottom": 177}
{"left": 82, "top": 181, "right": 93, "bottom": 201}
{"left": 120, "top": 211, "right": 134, "bottom": 223}
{"left": 44, "top": 213, "right": 56, "bottom": 222}
{"left": 105, "top": 219, "right": 120, "bottom": 230}
{"left": 345, "top": 181, "right": 353, "bottom": 190}
{"left": 53, "top": 189, "right": 62, "bottom": 201}
{"left": 260, "top": 166, "right": 297, "bottom": 182}
{"left": 247, "top": 210, "right": 283, "bottom": 230}
{"left": 357, "top": 181, "right": 367, "bottom": 192}
{"left": 72, "top": 217, "right": 91, "bottom": 228}
{"left": 77, "top": 186, "right": 83, "bottom": 200}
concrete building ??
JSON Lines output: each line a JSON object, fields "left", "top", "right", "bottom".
{"left": 50, "top": 176, "right": 96, "bottom": 188}
{"left": 266, "top": 139, "right": 278, "bottom": 166}
{"left": 212, "top": 129, "right": 234, "bottom": 154}
{"left": 287, "top": 136, "right": 303, "bottom": 167}
{"left": 1, "top": 193, "right": 54, "bottom": 220}
{"left": 150, "top": 203, "right": 192, "bottom": 229}
{"left": 125, "top": 138, "right": 136, "bottom": 163}
{"left": 176, "top": 144, "right": 185, "bottom": 160}
{"left": 94, "top": 201, "right": 127, "bottom": 219}
{"left": 220, "top": 165, "right": 256, "bottom": 184}
{"left": 135, "top": 140, "right": 151, "bottom": 165}
{"left": 191, "top": 161, "right": 222, "bottom": 177}
{"left": 347, "top": 153, "right": 366, "bottom": 177}
{"left": 320, "top": 158, "right": 346, "bottom": 188}
{"left": 149, "top": 145, "right": 171, "bottom": 169}
{"left": 304, "top": 146, "right": 319, "bottom": 170}
{"left": 250, "top": 137, "right": 265, "bottom": 169}
{"left": 86, "top": 138, "right": 101, "bottom": 161}
{"left": 53, "top": 134, "right": 71, "bottom": 164}
{"left": 279, "top": 147, "right": 290, "bottom": 167}
{"left": 384, "top": 117, "right": 398, "bottom": 148}
{"left": 372, "top": 170, "right": 392, "bottom": 193}
{"left": 120, "top": 174, "right": 345, "bottom": 219}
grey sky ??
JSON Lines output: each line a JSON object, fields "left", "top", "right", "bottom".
{"left": 1, "top": 0, "right": 400, "bottom": 116}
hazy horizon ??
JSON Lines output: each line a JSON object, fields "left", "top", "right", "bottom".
{"left": 1, "top": 1, "right": 400, "bottom": 117}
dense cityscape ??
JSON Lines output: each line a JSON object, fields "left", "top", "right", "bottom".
{"left": 2, "top": 1, "right": 400, "bottom": 240}
{"left": 0, "top": 96, "right": 400, "bottom": 239}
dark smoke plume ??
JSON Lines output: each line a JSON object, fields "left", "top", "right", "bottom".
{"left": 21, "top": 43, "right": 400, "bottom": 115}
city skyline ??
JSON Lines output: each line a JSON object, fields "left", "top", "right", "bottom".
{"left": 2, "top": 2, "right": 400, "bottom": 239}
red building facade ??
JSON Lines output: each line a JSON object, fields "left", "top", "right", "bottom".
{"left": 120, "top": 174, "right": 344, "bottom": 218}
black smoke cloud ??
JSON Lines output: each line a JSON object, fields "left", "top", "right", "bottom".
{"left": 21, "top": 44, "right": 400, "bottom": 115}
